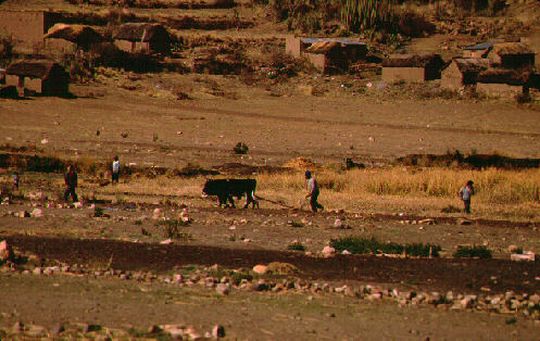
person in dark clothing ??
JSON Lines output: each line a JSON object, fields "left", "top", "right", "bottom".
{"left": 64, "top": 165, "right": 78, "bottom": 202}
{"left": 12, "top": 172, "right": 20, "bottom": 191}
{"left": 305, "top": 170, "right": 323, "bottom": 212}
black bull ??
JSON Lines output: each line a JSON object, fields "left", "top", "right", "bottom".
{"left": 202, "top": 179, "right": 259, "bottom": 208}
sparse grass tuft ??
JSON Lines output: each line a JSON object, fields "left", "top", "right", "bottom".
{"left": 287, "top": 241, "right": 306, "bottom": 252}
{"left": 233, "top": 142, "right": 249, "bottom": 154}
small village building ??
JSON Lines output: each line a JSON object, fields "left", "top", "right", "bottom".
{"left": 441, "top": 58, "right": 489, "bottom": 90}
{"left": 0, "top": 10, "right": 62, "bottom": 48}
{"left": 113, "top": 23, "right": 171, "bottom": 54}
{"left": 382, "top": 54, "right": 445, "bottom": 83}
{"left": 463, "top": 42, "right": 493, "bottom": 59}
{"left": 476, "top": 68, "right": 530, "bottom": 98}
{"left": 6, "top": 60, "right": 69, "bottom": 96}
{"left": 488, "top": 42, "right": 535, "bottom": 69}
{"left": 285, "top": 36, "right": 367, "bottom": 74}
{"left": 44, "top": 24, "right": 103, "bottom": 52}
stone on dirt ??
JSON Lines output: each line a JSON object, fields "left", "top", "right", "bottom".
{"left": 0, "top": 240, "right": 10, "bottom": 261}
{"left": 25, "top": 324, "right": 48, "bottom": 338}
{"left": 160, "top": 238, "right": 173, "bottom": 245}
{"left": 252, "top": 264, "right": 268, "bottom": 274}
{"left": 215, "top": 283, "right": 230, "bottom": 296}
{"left": 322, "top": 246, "right": 336, "bottom": 258}
{"left": 510, "top": 251, "right": 535, "bottom": 262}
{"left": 31, "top": 208, "right": 43, "bottom": 218}
{"left": 457, "top": 218, "right": 473, "bottom": 225}
{"left": 212, "top": 324, "right": 225, "bottom": 338}
{"left": 267, "top": 262, "right": 298, "bottom": 275}
{"left": 73, "top": 202, "right": 83, "bottom": 209}
{"left": 152, "top": 208, "right": 162, "bottom": 220}
{"left": 12, "top": 321, "right": 25, "bottom": 333}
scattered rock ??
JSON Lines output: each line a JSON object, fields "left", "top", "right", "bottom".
{"left": 0, "top": 240, "right": 11, "bottom": 261}
{"left": 212, "top": 324, "right": 225, "bottom": 338}
{"left": 152, "top": 208, "right": 162, "bottom": 220}
{"left": 341, "top": 250, "right": 351, "bottom": 255}
{"left": 507, "top": 245, "right": 520, "bottom": 253}
{"left": 25, "top": 324, "right": 48, "bottom": 337}
{"left": 31, "top": 208, "right": 43, "bottom": 218}
{"left": 73, "top": 202, "right": 83, "bottom": 209}
{"left": 215, "top": 283, "right": 230, "bottom": 296}
{"left": 12, "top": 321, "right": 24, "bottom": 334}
{"left": 457, "top": 218, "right": 473, "bottom": 225}
{"left": 510, "top": 251, "right": 535, "bottom": 262}
{"left": 418, "top": 218, "right": 436, "bottom": 225}
{"left": 16, "top": 210, "right": 31, "bottom": 218}
{"left": 333, "top": 218, "right": 343, "bottom": 228}
{"left": 160, "top": 239, "right": 173, "bottom": 245}
{"left": 252, "top": 264, "right": 268, "bottom": 274}
{"left": 322, "top": 246, "right": 336, "bottom": 258}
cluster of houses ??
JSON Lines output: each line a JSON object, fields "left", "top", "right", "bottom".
{"left": 0, "top": 10, "right": 172, "bottom": 96}
{"left": 0, "top": 9, "right": 538, "bottom": 99}
{"left": 286, "top": 34, "right": 539, "bottom": 98}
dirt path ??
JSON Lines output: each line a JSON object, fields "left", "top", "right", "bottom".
{"left": 6, "top": 235, "right": 540, "bottom": 295}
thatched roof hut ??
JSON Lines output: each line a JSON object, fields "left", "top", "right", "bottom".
{"left": 5, "top": 59, "right": 68, "bottom": 96}
{"left": 489, "top": 42, "right": 535, "bottom": 69}
{"left": 113, "top": 23, "right": 171, "bottom": 54}
{"left": 44, "top": 23, "right": 103, "bottom": 50}
{"left": 477, "top": 68, "right": 530, "bottom": 85}
{"left": 453, "top": 58, "right": 489, "bottom": 73}
{"left": 305, "top": 41, "right": 340, "bottom": 54}
{"left": 382, "top": 53, "right": 444, "bottom": 68}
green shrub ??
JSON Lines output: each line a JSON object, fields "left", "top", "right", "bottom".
{"left": 157, "top": 219, "right": 191, "bottom": 239}
{"left": 287, "top": 242, "right": 306, "bottom": 252}
{"left": 330, "top": 237, "right": 441, "bottom": 257}
{"left": 453, "top": 245, "right": 492, "bottom": 259}
{"left": 93, "top": 207, "right": 104, "bottom": 217}
{"left": 233, "top": 142, "right": 249, "bottom": 154}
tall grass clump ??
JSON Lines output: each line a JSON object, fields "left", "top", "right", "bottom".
{"left": 341, "top": 0, "right": 395, "bottom": 33}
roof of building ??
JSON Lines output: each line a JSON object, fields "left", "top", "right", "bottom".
{"left": 6, "top": 60, "right": 64, "bottom": 80}
{"left": 382, "top": 53, "right": 444, "bottom": 68}
{"left": 304, "top": 41, "right": 340, "bottom": 54}
{"left": 113, "top": 23, "right": 169, "bottom": 42}
{"left": 300, "top": 37, "right": 366, "bottom": 46}
{"left": 452, "top": 58, "right": 490, "bottom": 73}
{"left": 492, "top": 42, "right": 535, "bottom": 56}
{"left": 463, "top": 42, "right": 493, "bottom": 51}
{"left": 44, "top": 24, "right": 103, "bottom": 44}
{"left": 477, "top": 68, "right": 530, "bottom": 85}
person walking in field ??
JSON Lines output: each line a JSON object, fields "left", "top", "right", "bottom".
{"left": 112, "top": 155, "right": 120, "bottom": 184}
{"left": 12, "top": 172, "right": 20, "bottom": 191}
{"left": 459, "top": 180, "right": 475, "bottom": 214}
{"left": 305, "top": 170, "right": 324, "bottom": 213}
{"left": 64, "top": 165, "right": 78, "bottom": 203}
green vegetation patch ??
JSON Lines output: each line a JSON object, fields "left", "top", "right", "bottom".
{"left": 330, "top": 237, "right": 441, "bottom": 257}
{"left": 453, "top": 245, "right": 492, "bottom": 259}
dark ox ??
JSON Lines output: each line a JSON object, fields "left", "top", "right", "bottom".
{"left": 202, "top": 179, "right": 259, "bottom": 208}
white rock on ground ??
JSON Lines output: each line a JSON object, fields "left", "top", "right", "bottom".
{"left": 322, "top": 246, "right": 336, "bottom": 258}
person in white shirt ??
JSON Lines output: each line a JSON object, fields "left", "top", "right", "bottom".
{"left": 112, "top": 155, "right": 120, "bottom": 184}
{"left": 458, "top": 180, "right": 475, "bottom": 214}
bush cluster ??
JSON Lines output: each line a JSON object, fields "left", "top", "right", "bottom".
{"left": 330, "top": 237, "right": 441, "bottom": 257}
{"left": 453, "top": 245, "right": 492, "bottom": 259}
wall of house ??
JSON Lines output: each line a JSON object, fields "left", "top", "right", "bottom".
{"left": 285, "top": 36, "right": 301, "bottom": 58}
{"left": 441, "top": 63, "right": 463, "bottom": 89}
{"left": 25, "top": 77, "right": 43, "bottom": 94}
{"left": 382, "top": 67, "right": 425, "bottom": 83}
{"left": 0, "top": 11, "right": 59, "bottom": 47}
{"left": 5, "top": 74, "right": 19, "bottom": 88}
{"left": 477, "top": 83, "right": 523, "bottom": 98}
{"left": 45, "top": 38, "right": 76, "bottom": 53}
{"left": 304, "top": 53, "right": 326, "bottom": 73}
{"left": 115, "top": 40, "right": 134, "bottom": 53}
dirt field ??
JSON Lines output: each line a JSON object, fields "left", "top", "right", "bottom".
{"left": 1, "top": 0, "right": 540, "bottom": 338}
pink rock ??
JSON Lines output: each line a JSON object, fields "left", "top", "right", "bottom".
{"left": 31, "top": 208, "right": 43, "bottom": 218}
{"left": 322, "top": 246, "right": 336, "bottom": 258}
{"left": 0, "top": 240, "right": 10, "bottom": 261}
{"left": 511, "top": 252, "right": 535, "bottom": 262}
{"left": 160, "top": 239, "right": 173, "bottom": 245}
{"left": 152, "top": 208, "right": 162, "bottom": 220}
{"left": 73, "top": 202, "right": 83, "bottom": 209}
{"left": 252, "top": 264, "right": 268, "bottom": 274}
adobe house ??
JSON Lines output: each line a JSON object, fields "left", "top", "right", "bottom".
{"left": 113, "top": 23, "right": 171, "bottom": 54}
{"left": 476, "top": 68, "right": 530, "bottom": 98}
{"left": 463, "top": 42, "right": 493, "bottom": 59}
{"left": 0, "top": 10, "right": 62, "bottom": 48}
{"left": 441, "top": 58, "right": 489, "bottom": 90}
{"left": 5, "top": 60, "right": 69, "bottom": 97}
{"left": 382, "top": 54, "right": 445, "bottom": 83}
{"left": 285, "top": 35, "right": 367, "bottom": 73}
{"left": 44, "top": 24, "right": 103, "bottom": 52}
{"left": 488, "top": 42, "right": 535, "bottom": 69}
